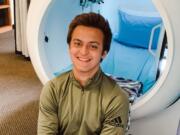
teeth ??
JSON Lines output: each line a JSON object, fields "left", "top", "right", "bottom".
{"left": 78, "top": 57, "right": 90, "bottom": 62}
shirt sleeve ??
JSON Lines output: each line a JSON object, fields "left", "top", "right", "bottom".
{"left": 38, "top": 81, "right": 59, "bottom": 135}
{"left": 100, "top": 86, "right": 129, "bottom": 135}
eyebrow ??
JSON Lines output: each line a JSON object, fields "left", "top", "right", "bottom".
{"left": 72, "top": 39, "right": 81, "bottom": 42}
{"left": 72, "top": 38, "right": 100, "bottom": 45}
{"left": 89, "top": 41, "right": 100, "bottom": 45}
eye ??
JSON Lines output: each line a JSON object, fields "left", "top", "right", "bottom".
{"left": 89, "top": 44, "right": 98, "bottom": 50}
{"left": 73, "top": 41, "right": 82, "bottom": 47}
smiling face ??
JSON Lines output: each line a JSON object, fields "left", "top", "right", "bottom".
{"left": 69, "top": 25, "right": 107, "bottom": 77}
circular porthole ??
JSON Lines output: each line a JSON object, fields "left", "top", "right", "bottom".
{"left": 27, "top": 0, "right": 180, "bottom": 119}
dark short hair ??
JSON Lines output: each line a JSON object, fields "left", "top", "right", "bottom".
{"left": 67, "top": 12, "right": 112, "bottom": 53}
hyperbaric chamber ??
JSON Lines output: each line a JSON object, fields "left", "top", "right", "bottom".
{"left": 27, "top": 0, "right": 180, "bottom": 119}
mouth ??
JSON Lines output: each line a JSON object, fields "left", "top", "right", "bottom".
{"left": 77, "top": 57, "right": 91, "bottom": 62}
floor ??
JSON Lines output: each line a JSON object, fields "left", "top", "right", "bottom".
{"left": 0, "top": 30, "right": 43, "bottom": 135}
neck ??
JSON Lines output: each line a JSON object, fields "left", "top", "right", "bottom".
{"left": 72, "top": 67, "right": 99, "bottom": 86}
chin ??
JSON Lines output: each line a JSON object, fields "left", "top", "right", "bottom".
{"left": 76, "top": 67, "right": 91, "bottom": 72}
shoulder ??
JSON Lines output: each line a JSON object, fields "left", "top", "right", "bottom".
{"left": 101, "top": 73, "right": 129, "bottom": 110}
{"left": 48, "top": 70, "right": 72, "bottom": 90}
{"left": 41, "top": 71, "right": 71, "bottom": 99}
{"left": 52, "top": 70, "right": 71, "bottom": 84}
{"left": 101, "top": 73, "right": 127, "bottom": 97}
{"left": 101, "top": 73, "right": 117, "bottom": 91}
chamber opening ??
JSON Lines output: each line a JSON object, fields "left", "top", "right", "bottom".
{"left": 27, "top": 0, "right": 179, "bottom": 119}
{"left": 40, "top": 0, "right": 166, "bottom": 104}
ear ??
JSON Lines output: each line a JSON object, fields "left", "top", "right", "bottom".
{"left": 101, "top": 51, "right": 107, "bottom": 59}
{"left": 68, "top": 43, "right": 71, "bottom": 50}
{"left": 68, "top": 44, "right": 71, "bottom": 54}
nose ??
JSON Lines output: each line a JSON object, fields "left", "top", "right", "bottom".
{"left": 80, "top": 45, "right": 89, "bottom": 55}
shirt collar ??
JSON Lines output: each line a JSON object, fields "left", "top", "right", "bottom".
{"left": 70, "top": 68, "right": 103, "bottom": 89}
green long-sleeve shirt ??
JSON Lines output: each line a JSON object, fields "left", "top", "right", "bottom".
{"left": 38, "top": 69, "right": 129, "bottom": 135}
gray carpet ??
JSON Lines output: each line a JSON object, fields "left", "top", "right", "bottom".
{"left": 0, "top": 31, "right": 43, "bottom": 135}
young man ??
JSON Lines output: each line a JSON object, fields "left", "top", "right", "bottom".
{"left": 38, "top": 12, "right": 129, "bottom": 135}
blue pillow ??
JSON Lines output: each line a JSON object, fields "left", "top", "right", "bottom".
{"left": 114, "top": 9, "right": 162, "bottom": 49}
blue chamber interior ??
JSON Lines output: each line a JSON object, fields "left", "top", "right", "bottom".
{"left": 39, "top": 0, "right": 82, "bottom": 75}
{"left": 101, "top": 40, "right": 158, "bottom": 93}
{"left": 114, "top": 8, "right": 162, "bottom": 49}
{"left": 101, "top": 7, "right": 162, "bottom": 93}
{"left": 101, "top": 8, "right": 162, "bottom": 93}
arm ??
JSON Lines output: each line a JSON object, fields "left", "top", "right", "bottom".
{"left": 100, "top": 87, "right": 129, "bottom": 135}
{"left": 38, "top": 81, "right": 59, "bottom": 135}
